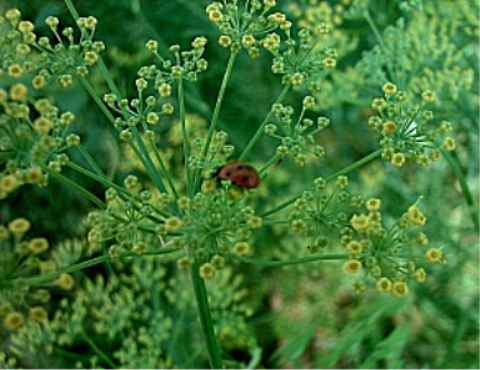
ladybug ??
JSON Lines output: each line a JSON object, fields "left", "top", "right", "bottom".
{"left": 214, "top": 161, "right": 260, "bottom": 189}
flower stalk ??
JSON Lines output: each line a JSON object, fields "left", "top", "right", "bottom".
{"left": 190, "top": 261, "right": 224, "bottom": 369}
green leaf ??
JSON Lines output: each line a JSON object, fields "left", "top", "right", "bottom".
{"left": 360, "top": 326, "right": 411, "bottom": 368}
{"left": 270, "top": 324, "right": 316, "bottom": 365}
{"left": 322, "top": 297, "right": 409, "bottom": 367}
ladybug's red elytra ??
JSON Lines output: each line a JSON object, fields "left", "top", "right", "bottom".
{"left": 214, "top": 161, "right": 260, "bottom": 189}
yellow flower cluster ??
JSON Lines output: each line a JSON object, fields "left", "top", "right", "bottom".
{"left": 341, "top": 199, "right": 443, "bottom": 297}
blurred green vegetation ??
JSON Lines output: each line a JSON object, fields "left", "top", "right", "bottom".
{"left": 0, "top": 0, "right": 478, "bottom": 368}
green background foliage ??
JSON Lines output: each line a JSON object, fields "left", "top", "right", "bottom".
{"left": 0, "top": 0, "right": 478, "bottom": 368}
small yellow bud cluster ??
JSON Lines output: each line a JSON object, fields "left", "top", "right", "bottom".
{"left": 350, "top": 214, "right": 370, "bottom": 232}
{"left": 199, "top": 262, "right": 216, "bottom": 279}
{"left": 233, "top": 242, "right": 252, "bottom": 256}
{"left": 8, "top": 218, "right": 31, "bottom": 235}
{"left": 27, "top": 306, "right": 48, "bottom": 323}
{"left": 425, "top": 248, "right": 443, "bottom": 263}
{"left": 192, "top": 36, "right": 208, "bottom": 49}
{"left": 262, "top": 33, "right": 281, "bottom": 52}
{"left": 28, "top": 238, "right": 49, "bottom": 255}
{"left": 55, "top": 273, "right": 75, "bottom": 290}
{"left": 382, "top": 82, "right": 398, "bottom": 96}
{"left": 340, "top": 197, "right": 439, "bottom": 296}
{"left": 10, "top": 83, "right": 28, "bottom": 101}
{"left": 177, "top": 256, "right": 191, "bottom": 270}
{"left": 4, "top": 312, "right": 24, "bottom": 331}
{"left": 218, "top": 35, "right": 232, "bottom": 48}
{"left": 290, "top": 72, "right": 305, "bottom": 87}
{"left": 404, "top": 204, "right": 427, "bottom": 227}
{"left": 164, "top": 217, "right": 183, "bottom": 233}
{"left": 343, "top": 259, "right": 362, "bottom": 274}
{"left": 262, "top": 102, "right": 330, "bottom": 167}
{"left": 367, "top": 85, "right": 456, "bottom": 168}
{"left": 207, "top": 0, "right": 289, "bottom": 57}
{"left": 1, "top": 8, "right": 106, "bottom": 92}
{"left": 303, "top": 96, "right": 316, "bottom": 110}
{"left": 322, "top": 57, "right": 336, "bottom": 69}
{"left": 0, "top": 174, "right": 19, "bottom": 196}
{"left": 158, "top": 83, "right": 172, "bottom": 97}
{"left": 206, "top": 3, "right": 224, "bottom": 23}
{"left": 391, "top": 152, "right": 406, "bottom": 167}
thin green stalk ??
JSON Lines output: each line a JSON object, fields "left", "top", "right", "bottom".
{"left": 82, "top": 75, "right": 169, "bottom": 197}
{"left": 261, "top": 149, "right": 382, "bottom": 217}
{"left": 67, "top": 0, "right": 177, "bottom": 201}
{"left": 79, "top": 77, "right": 116, "bottom": 125}
{"left": 67, "top": 161, "right": 124, "bottom": 193}
{"left": 259, "top": 154, "right": 281, "bottom": 177}
{"left": 178, "top": 78, "right": 192, "bottom": 195}
{"left": 10, "top": 247, "right": 181, "bottom": 288}
{"left": 81, "top": 330, "right": 116, "bottom": 368}
{"left": 364, "top": 9, "right": 387, "bottom": 52}
{"left": 43, "top": 167, "right": 106, "bottom": 209}
{"left": 54, "top": 347, "right": 86, "bottom": 360}
{"left": 98, "top": 59, "right": 121, "bottom": 96}
{"left": 442, "top": 149, "right": 479, "bottom": 232}
{"left": 46, "top": 160, "right": 115, "bottom": 275}
{"left": 198, "top": 52, "right": 238, "bottom": 187}
{"left": 78, "top": 145, "right": 104, "bottom": 176}
{"left": 14, "top": 255, "right": 110, "bottom": 286}
{"left": 131, "top": 128, "right": 168, "bottom": 194}
{"left": 363, "top": 9, "right": 395, "bottom": 82}
{"left": 76, "top": 147, "right": 115, "bottom": 275}
{"left": 66, "top": 0, "right": 120, "bottom": 97}
{"left": 64, "top": 0, "right": 80, "bottom": 19}
{"left": 67, "top": 161, "right": 169, "bottom": 219}
{"left": 190, "top": 262, "right": 223, "bottom": 369}
{"left": 147, "top": 136, "right": 179, "bottom": 199}
{"left": 238, "top": 254, "right": 347, "bottom": 268}
{"left": 247, "top": 348, "right": 262, "bottom": 370}
{"left": 239, "top": 84, "right": 290, "bottom": 160}
{"left": 324, "top": 149, "right": 382, "bottom": 181}
{"left": 82, "top": 69, "right": 173, "bottom": 198}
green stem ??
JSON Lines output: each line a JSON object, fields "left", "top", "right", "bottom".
{"left": 43, "top": 167, "right": 106, "bottom": 209}
{"left": 98, "top": 58, "right": 121, "bottom": 96}
{"left": 78, "top": 145, "right": 104, "bottom": 176}
{"left": 363, "top": 9, "right": 395, "bottom": 82}
{"left": 202, "top": 52, "right": 238, "bottom": 159}
{"left": 14, "top": 255, "right": 110, "bottom": 286}
{"left": 442, "top": 149, "right": 479, "bottom": 232}
{"left": 364, "top": 9, "right": 387, "bottom": 52}
{"left": 324, "top": 149, "right": 382, "bottom": 181}
{"left": 261, "top": 149, "right": 382, "bottom": 217}
{"left": 64, "top": 0, "right": 80, "bottom": 19}
{"left": 131, "top": 128, "right": 168, "bottom": 194}
{"left": 67, "top": 161, "right": 126, "bottom": 195}
{"left": 238, "top": 254, "right": 347, "bottom": 268}
{"left": 66, "top": 0, "right": 178, "bottom": 201}
{"left": 247, "top": 348, "right": 262, "bottom": 370}
{"left": 54, "top": 347, "right": 85, "bottom": 361}
{"left": 81, "top": 330, "right": 116, "bottom": 368}
{"left": 178, "top": 78, "right": 192, "bottom": 195}
{"left": 239, "top": 84, "right": 290, "bottom": 160}
{"left": 10, "top": 247, "right": 181, "bottom": 287}
{"left": 190, "top": 262, "right": 223, "bottom": 369}
{"left": 147, "top": 136, "right": 179, "bottom": 199}
{"left": 67, "top": 161, "right": 169, "bottom": 218}
{"left": 259, "top": 154, "right": 281, "bottom": 177}
{"left": 196, "top": 52, "right": 238, "bottom": 190}
{"left": 79, "top": 77, "right": 116, "bottom": 125}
